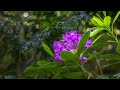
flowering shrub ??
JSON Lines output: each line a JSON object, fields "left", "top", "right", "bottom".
{"left": 26, "top": 11, "right": 120, "bottom": 79}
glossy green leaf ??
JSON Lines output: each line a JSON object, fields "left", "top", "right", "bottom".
{"left": 92, "top": 16, "right": 104, "bottom": 27}
{"left": 60, "top": 51, "right": 78, "bottom": 62}
{"left": 89, "top": 27, "right": 98, "bottom": 30}
{"left": 82, "top": 40, "right": 106, "bottom": 56}
{"left": 52, "top": 65, "right": 80, "bottom": 79}
{"left": 60, "top": 72, "right": 83, "bottom": 79}
{"left": 104, "top": 16, "right": 111, "bottom": 27}
{"left": 92, "top": 33, "right": 105, "bottom": 44}
{"left": 42, "top": 43, "right": 54, "bottom": 57}
{"left": 90, "top": 28, "right": 106, "bottom": 37}
{"left": 116, "top": 42, "right": 120, "bottom": 54}
{"left": 77, "top": 31, "right": 90, "bottom": 56}
{"left": 62, "top": 65, "right": 79, "bottom": 70}
{"left": 90, "top": 18, "right": 100, "bottom": 27}
{"left": 101, "top": 54, "right": 120, "bottom": 60}
{"left": 37, "top": 60, "right": 58, "bottom": 68}
{"left": 112, "top": 11, "right": 120, "bottom": 24}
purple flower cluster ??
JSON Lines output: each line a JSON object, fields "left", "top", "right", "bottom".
{"left": 53, "top": 30, "right": 92, "bottom": 63}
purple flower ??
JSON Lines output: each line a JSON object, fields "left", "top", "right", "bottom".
{"left": 85, "top": 39, "right": 92, "bottom": 48}
{"left": 62, "top": 30, "right": 82, "bottom": 51}
{"left": 62, "top": 30, "right": 81, "bottom": 44}
{"left": 92, "top": 50, "right": 96, "bottom": 53}
{"left": 63, "top": 41, "right": 77, "bottom": 51}
{"left": 53, "top": 41, "right": 64, "bottom": 62}
{"left": 80, "top": 57, "right": 88, "bottom": 64}
{"left": 53, "top": 41, "right": 64, "bottom": 53}
{"left": 53, "top": 30, "right": 93, "bottom": 62}
{"left": 55, "top": 54, "right": 63, "bottom": 62}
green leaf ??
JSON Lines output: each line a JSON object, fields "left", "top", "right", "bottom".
{"left": 52, "top": 65, "right": 80, "bottom": 79}
{"left": 87, "top": 52, "right": 100, "bottom": 61}
{"left": 62, "top": 65, "right": 79, "bottom": 70}
{"left": 89, "top": 27, "right": 98, "bottom": 30}
{"left": 60, "top": 72, "right": 83, "bottom": 79}
{"left": 103, "top": 11, "right": 106, "bottom": 17}
{"left": 91, "top": 18, "right": 100, "bottom": 27}
{"left": 90, "top": 28, "right": 106, "bottom": 37}
{"left": 101, "top": 54, "right": 120, "bottom": 60}
{"left": 42, "top": 43, "right": 54, "bottom": 57}
{"left": 104, "top": 16, "right": 111, "bottom": 27}
{"left": 92, "top": 33, "right": 105, "bottom": 44}
{"left": 60, "top": 51, "right": 78, "bottom": 62}
{"left": 82, "top": 40, "right": 106, "bottom": 56}
{"left": 96, "top": 13, "right": 104, "bottom": 22}
{"left": 116, "top": 42, "right": 120, "bottom": 54}
{"left": 77, "top": 31, "right": 90, "bottom": 56}
{"left": 92, "top": 16, "right": 105, "bottom": 27}
{"left": 37, "top": 60, "right": 49, "bottom": 65}
{"left": 37, "top": 60, "right": 58, "bottom": 68}
{"left": 27, "top": 66, "right": 38, "bottom": 71}
{"left": 107, "top": 40, "right": 116, "bottom": 43}
{"left": 103, "top": 61, "right": 120, "bottom": 68}
{"left": 88, "top": 53, "right": 96, "bottom": 60}
{"left": 112, "top": 11, "right": 120, "bottom": 24}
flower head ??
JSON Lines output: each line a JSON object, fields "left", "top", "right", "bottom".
{"left": 62, "top": 30, "right": 82, "bottom": 51}
{"left": 62, "top": 30, "right": 81, "bottom": 44}
{"left": 53, "top": 30, "right": 93, "bottom": 62}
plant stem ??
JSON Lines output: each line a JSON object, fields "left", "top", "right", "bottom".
{"left": 107, "top": 28, "right": 119, "bottom": 44}
{"left": 80, "top": 64, "right": 94, "bottom": 79}
{"left": 112, "top": 23, "right": 114, "bottom": 34}
{"left": 111, "top": 32, "right": 119, "bottom": 43}
{"left": 74, "top": 61, "right": 87, "bottom": 79}
{"left": 94, "top": 54, "right": 103, "bottom": 75}
{"left": 52, "top": 70, "right": 63, "bottom": 79}
{"left": 75, "top": 60, "right": 94, "bottom": 79}
{"left": 80, "top": 65, "right": 87, "bottom": 79}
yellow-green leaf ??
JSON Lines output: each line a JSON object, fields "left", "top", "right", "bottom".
{"left": 113, "top": 11, "right": 120, "bottom": 24}
{"left": 90, "top": 28, "right": 106, "bottom": 37}
{"left": 93, "top": 16, "right": 104, "bottom": 27}
{"left": 90, "top": 18, "right": 100, "bottom": 27}
{"left": 104, "top": 16, "right": 111, "bottom": 27}
{"left": 103, "top": 11, "right": 106, "bottom": 17}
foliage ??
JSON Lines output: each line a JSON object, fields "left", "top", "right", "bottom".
{"left": 1, "top": 11, "right": 120, "bottom": 79}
